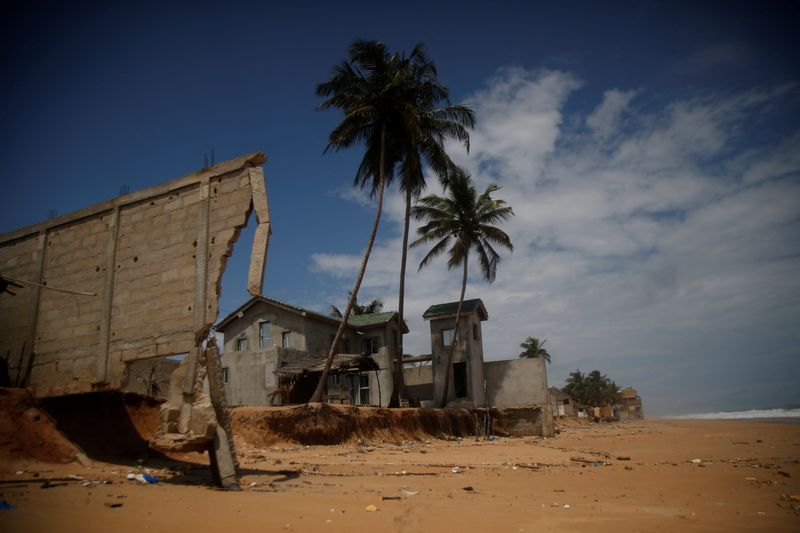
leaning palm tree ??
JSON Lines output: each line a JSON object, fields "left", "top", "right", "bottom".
{"left": 310, "top": 40, "right": 413, "bottom": 403}
{"left": 337, "top": 44, "right": 475, "bottom": 406}
{"left": 411, "top": 169, "right": 514, "bottom": 406}
{"left": 519, "top": 337, "right": 551, "bottom": 364}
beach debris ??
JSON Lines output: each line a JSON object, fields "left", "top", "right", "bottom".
{"left": 625, "top": 466, "right": 634, "bottom": 471}
{"left": 248, "top": 482, "right": 258, "bottom": 488}
{"left": 104, "top": 502, "right": 123, "bottom": 509}
{"left": 400, "top": 490, "right": 418, "bottom": 497}
{"left": 777, "top": 471, "right": 791, "bottom": 478}
{"left": 789, "top": 495, "right": 800, "bottom": 502}
{"left": 40, "top": 481, "right": 67, "bottom": 489}
{"left": 451, "top": 467, "right": 461, "bottom": 474}
{"left": 463, "top": 486, "right": 475, "bottom": 492}
{"left": 365, "top": 505, "right": 378, "bottom": 512}
{"left": 616, "top": 456, "right": 631, "bottom": 461}
{"left": 15, "top": 471, "right": 24, "bottom": 475}
{"left": 0, "top": 500, "right": 16, "bottom": 511}
{"left": 126, "top": 473, "right": 136, "bottom": 480}
{"left": 690, "top": 459, "right": 702, "bottom": 464}
{"left": 382, "top": 496, "right": 401, "bottom": 501}
{"left": 563, "top": 504, "right": 571, "bottom": 509}
{"left": 68, "top": 474, "right": 83, "bottom": 481}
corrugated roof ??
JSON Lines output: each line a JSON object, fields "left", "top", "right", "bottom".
{"left": 276, "top": 353, "right": 379, "bottom": 375}
{"left": 216, "top": 295, "right": 406, "bottom": 331}
{"left": 422, "top": 298, "right": 488, "bottom": 320}
{"left": 347, "top": 311, "right": 397, "bottom": 327}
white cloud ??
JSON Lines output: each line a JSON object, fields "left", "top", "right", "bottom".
{"left": 586, "top": 89, "right": 637, "bottom": 139}
{"left": 310, "top": 67, "right": 800, "bottom": 415}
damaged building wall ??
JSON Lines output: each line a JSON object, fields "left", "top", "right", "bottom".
{"left": 0, "top": 153, "right": 271, "bottom": 398}
{"left": 484, "top": 358, "right": 550, "bottom": 408}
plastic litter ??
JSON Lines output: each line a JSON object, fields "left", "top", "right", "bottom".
{"left": 0, "top": 500, "right": 16, "bottom": 511}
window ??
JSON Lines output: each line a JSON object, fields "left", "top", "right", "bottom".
{"left": 358, "top": 373, "right": 370, "bottom": 405}
{"left": 221, "top": 367, "right": 229, "bottom": 384}
{"left": 473, "top": 324, "right": 479, "bottom": 340}
{"left": 340, "top": 337, "right": 350, "bottom": 353}
{"left": 282, "top": 331, "right": 292, "bottom": 348}
{"left": 453, "top": 361, "right": 467, "bottom": 398}
{"left": 365, "top": 337, "right": 379, "bottom": 355}
{"left": 236, "top": 338, "right": 247, "bottom": 351}
{"left": 442, "top": 328, "right": 454, "bottom": 347}
{"left": 259, "top": 322, "right": 271, "bottom": 348}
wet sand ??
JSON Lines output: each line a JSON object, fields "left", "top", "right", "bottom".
{"left": 1, "top": 418, "right": 799, "bottom": 532}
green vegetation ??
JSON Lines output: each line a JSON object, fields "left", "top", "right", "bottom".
{"left": 563, "top": 369, "right": 621, "bottom": 406}
{"left": 519, "top": 336, "right": 551, "bottom": 364}
{"left": 329, "top": 292, "right": 383, "bottom": 318}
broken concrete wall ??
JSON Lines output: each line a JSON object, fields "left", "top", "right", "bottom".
{"left": 0, "top": 153, "right": 271, "bottom": 398}
{"left": 484, "top": 357, "right": 550, "bottom": 408}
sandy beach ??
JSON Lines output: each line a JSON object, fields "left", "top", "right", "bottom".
{"left": 1, "top": 417, "right": 798, "bottom": 532}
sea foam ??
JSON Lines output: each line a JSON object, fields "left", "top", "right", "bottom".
{"left": 672, "top": 407, "right": 800, "bottom": 420}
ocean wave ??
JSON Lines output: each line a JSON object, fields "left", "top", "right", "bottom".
{"left": 672, "top": 407, "right": 800, "bottom": 420}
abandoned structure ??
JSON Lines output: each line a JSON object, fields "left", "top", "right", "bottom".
{"left": 549, "top": 386, "right": 579, "bottom": 417}
{"left": 416, "top": 299, "right": 551, "bottom": 411}
{"left": 215, "top": 296, "right": 406, "bottom": 406}
{"left": 0, "top": 152, "right": 272, "bottom": 488}
{"left": 617, "top": 386, "right": 644, "bottom": 420}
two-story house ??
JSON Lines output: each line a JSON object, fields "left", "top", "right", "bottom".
{"left": 215, "top": 296, "right": 406, "bottom": 406}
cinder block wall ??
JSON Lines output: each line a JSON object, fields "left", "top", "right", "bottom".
{"left": 0, "top": 153, "right": 269, "bottom": 397}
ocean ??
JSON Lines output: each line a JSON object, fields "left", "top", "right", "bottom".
{"left": 670, "top": 407, "right": 800, "bottom": 420}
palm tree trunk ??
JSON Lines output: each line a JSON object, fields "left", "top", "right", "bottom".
{"left": 439, "top": 255, "right": 468, "bottom": 407}
{"left": 391, "top": 187, "right": 412, "bottom": 407}
{"left": 310, "top": 125, "right": 387, "bottom": 403}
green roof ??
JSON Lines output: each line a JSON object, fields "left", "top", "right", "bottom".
{"left": 422, "top": 298, "right": 488, "bottom": 320}
{"left": 347, "top": 311, "right": 398, "bottom": 327}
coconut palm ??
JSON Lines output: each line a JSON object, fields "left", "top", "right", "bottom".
{"left": 330, "top": 292, "right": 384, "bottom": 318}
{"left": 563, "top": 370, "right": 586, "bottom": 403}
{"left": 519, "top": 337, "right": 551, "bottom": 363}
{"left": 392, "top": 46, "right": 475, "bottom": 406}
{"left": 564, "top": 369, "right": 620, "bottom": 406}
{"left": 411, "top": 169, "right": 514, "bottom": 406}
{"left": 333, "top": 43, "right": 475, "bottom": 406}
{"left": 309, "top": 40, "right": 406, "bottom": 403}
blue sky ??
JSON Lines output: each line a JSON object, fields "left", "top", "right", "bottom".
{"left": 2, "top": 1, "right": 798, "bottom": 416}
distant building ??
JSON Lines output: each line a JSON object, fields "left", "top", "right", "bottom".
{"left": 617, "top": 387, "right": 644, "bottom": 419}
{"left": 548, "top": 387, "right": 578, "bottom": 417}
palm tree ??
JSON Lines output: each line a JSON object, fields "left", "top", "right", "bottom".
{"left": 519, "top": 337, "right": 551, "bottom": 363}
{"left": 330, "top": 292, "right": 384, "bottom": 318}
{"left": 310, "top": 40, "right": 415, "bottom": 403}
{"left": 411, "top": 169, "right": 514, "bottom": 407}
{"left": 564, "top": 369, "right": 620, "bottom": 406}
{"left": 563, "top": 370, "right": 586, "bottom": 403}
{"left": 392, "top": 46, "right": 475, "bottom": 406}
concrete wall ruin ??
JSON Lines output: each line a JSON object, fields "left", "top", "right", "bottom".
{"left": 0, "top": 153, "right": 271, "bottom": 398}
{"left": 484, "top": 357, "right": 550, "bottom": 407}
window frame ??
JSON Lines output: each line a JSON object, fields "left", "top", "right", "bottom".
{"left": 442, "top": 328, "right": 454, "bottom": 347}
{"left": 259, "top": 321, "right": 272, "bottom": 349}
{"left": 281, "top": 330, "right": 292, "bottom": 348}
{"left": 236, "top": 338, "right": 247, "bottom": 352}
